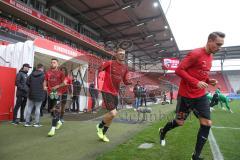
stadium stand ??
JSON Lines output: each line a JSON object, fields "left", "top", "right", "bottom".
{"left": 0, "top": 0, "right": 239, "bottom": 112}
{"left": 208, "top": 72, "right": 228, "bottom": 93}
{"left": 225, "top": 70, "right": 240, "bottom": 93}
{"left": 0, "top": 40, "right": 11, "bottom": 45}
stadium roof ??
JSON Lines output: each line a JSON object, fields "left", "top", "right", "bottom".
{"left": 49, "top": 0, "right": 180, "bottom": 63}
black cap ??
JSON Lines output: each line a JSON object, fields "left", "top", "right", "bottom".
{"left": 22, "top": 63, "right": 32, "bottom": 68}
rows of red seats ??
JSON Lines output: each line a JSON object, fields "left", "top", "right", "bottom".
{"left": 123, "top": 72, "right": 162, "bottom": 100}
{"left": 0, "top": 40, "right": 10, "bottom": 45}
{"left": 140, "top": 71, "right": 229, "bottom": 96}
{"left": 0, "top": 17, "right": 114, "bottom": 55}
{"left": 160, "top": 72, "right": 228, "bottom": 93}
{"left": 208, "top": 72, "right": 228, "bottom": 93}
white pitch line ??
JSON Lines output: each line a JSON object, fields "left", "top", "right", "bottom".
{"left": 208, "top": 129, "right": 224, "bottom": 160}
{"left": 212, "top": 126, "right": 240, "bottom": 130}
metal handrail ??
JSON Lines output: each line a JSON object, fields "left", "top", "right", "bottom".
{"left": 0, "top": 56, "right": 11, "bottom": 67}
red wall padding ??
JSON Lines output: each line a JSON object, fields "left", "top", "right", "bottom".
{"left": 0, "top": 66, "right": 16, "bottom": 121}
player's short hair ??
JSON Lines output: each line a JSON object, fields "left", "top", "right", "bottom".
{"left": 113, "top": 48, "right": 125, "bottom": 60}
{"left": 116, "top": 47, "right": 125, "bottom": 53}
{"left": 36, "top": 63, "right": 44, "bottom": 69}
{"left": 208, "top": 32, "right": 225, "bottom": 41}
{"left": 51, "top": 58, "right": 59, "bottom": 62}
{"left": 60, "top": 67, "right": 68, "bottom": 75}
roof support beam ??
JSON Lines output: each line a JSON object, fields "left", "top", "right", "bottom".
{"left": 130, "top": 45, "right": 174, "bottom": 52}
{"left": 72, "top": 4, "right": 116, "bottom": 17}
{"left": 84, "top": 8, "right": 121, "bottom": 24}
{"left": 105, "top": 29, "right": 165, "bottom": 40}
{"left": 82, "top": 4, "right": 116, "bottom": 14}
{"left": 133, "top": 50, "right": 176, "bottom": 58}
{"left": 46, "top": 0, "right": 64, "bottom": 8}
{"left": 97, "top": 15, "right": 161, "bottom": 30}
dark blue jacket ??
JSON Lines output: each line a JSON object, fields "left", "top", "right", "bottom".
{"left": 27, "top": 70, "right": 45, "bottom": 101}
{"left": 89, "top": 83, "right": 98, "bottom": 98}
{"left": 73, "top": 80, "right": 81, "bottom": 96}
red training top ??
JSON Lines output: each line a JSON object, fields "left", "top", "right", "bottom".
{"left": 98, "top": 60, "right": 131, "bottom": 96}
{"left": 45, "top": 69, "right": 65, "bottom": 94}
{"left": 60, "top": 75, "right": 72, "bottom": 94}
{"left": 175, "top": 47, "right": 212, "bottom": 98}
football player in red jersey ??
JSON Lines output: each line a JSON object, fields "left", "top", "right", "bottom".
{"left": 44, "top": 58, "right": 67, "bottom": 137}
{"left": 159, "top": 32, "right": 225, "bottom": 160}
{"left": 96, "top": 48, "right": 132, "bottom": 142}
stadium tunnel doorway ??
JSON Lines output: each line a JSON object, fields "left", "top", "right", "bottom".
{"left": 33, "top": 46, "right": 89, "bottom": 112}
{"left": 0, "top": 38, "right": 95, "bottom": 121}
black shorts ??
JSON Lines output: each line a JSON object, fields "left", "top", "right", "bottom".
{"left": 102, "top": 92, "right": 118, "bottom": 111}
{"left": 176, "top": 94, "right": 211, "bottom": 120}
{"left": 61, "top": 92, "right": 68, "bottom": 105}
{"left": 48, "top": 96, "right": 59, "bottom": 110}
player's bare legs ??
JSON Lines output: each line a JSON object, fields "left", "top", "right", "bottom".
{"left": 96, "top": 109, "right": 118, "bottom": 142}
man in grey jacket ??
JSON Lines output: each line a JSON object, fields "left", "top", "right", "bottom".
{"left": 25, "top": 64, "right": 45, "bottom": 127}
{"left": 12, "top": 63, "right": 31, "bottom": 124}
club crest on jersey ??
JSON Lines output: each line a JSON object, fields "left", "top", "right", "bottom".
{"left": 202, "top": 61, "right": 207, "bottom": 67}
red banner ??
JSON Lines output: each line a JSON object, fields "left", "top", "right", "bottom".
{"left": 162, "top": 58, "right": 179, "bottom": 70}
{"left": 34, "top": 38, "right": 86, "bottom": 58}
{"left": 34, "top": 38, "right": 104, "bottom": 68}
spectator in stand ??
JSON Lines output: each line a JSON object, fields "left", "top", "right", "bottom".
{"left": 12, "top": 63, "right": 32, "bottom": 125}
{"left": 89, "top": 82, "right": 99, "bottom": 113}
{"left": 149, "top": 91, "right": 157, "bottom": 103}
{"left": 72, "top": 75, "right": 81, "bottom": 112}
{"left": 170, "top": 85, "right": 174, "bottom": 104}
{"left": 59, "top": 67, "right": 72, "bottom": 122}
{"left": 163, "top": 91, "right": 167, "bottom": 102}
{"left": 119, "top": 85, "right": 126, "bottom": 109}
{"left": 25, "top": 64, "right": 45, "bottom": 127}
{"left": 133, "top": 81, "right": 141, "bottom": 110}
{"left": 40, "top": 91, "right": 47, "bottom": 117}
{"left": 140, "top": 85, "right": 147, "bottom": 107}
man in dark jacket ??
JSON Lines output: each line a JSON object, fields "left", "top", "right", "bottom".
{"left": 170, "top": 85, "right": 174, "bottom": 104}
{"left": 72, "top": 75, "right": 81, "bottom": 112}
{"left": 140, "top": 86, "right": 147, "bottom": 107}
{"left": 133, "top": 81, "right": 141, "bottom": 109}
{"left": 59, "top": 67, "right": 72, "bottom": 122}
{"left": 25, "top": 64, "right": 45, "bottom": 127}
{"left": 89, "top": 82, "right": 98, "bottom": 113}
{"left": 40, "top": 91, "right": 48, "bottom": 116}
{"left": 12, "top": 63, "right": 32, "bottom": 124}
